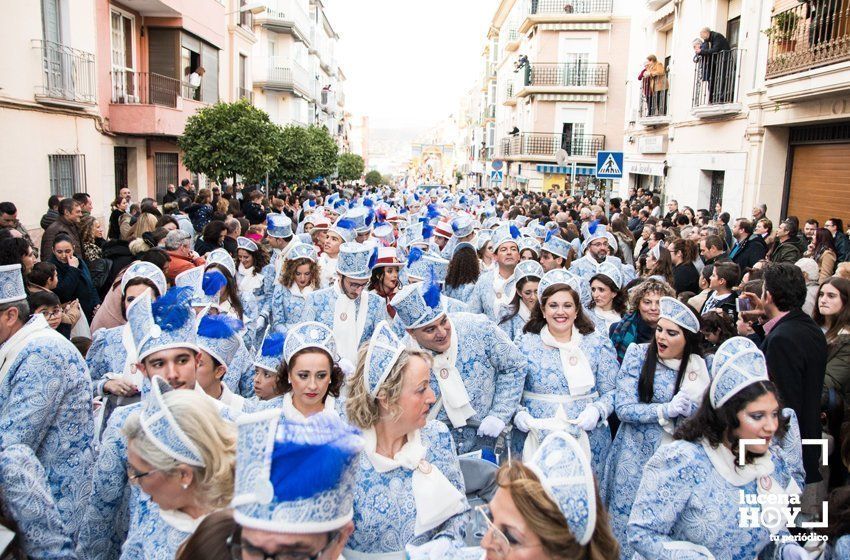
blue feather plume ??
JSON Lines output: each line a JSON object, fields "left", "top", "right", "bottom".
{"left": 489, "top": 199, "right": 496, "bottom": 206}
{"left": 151, "top": 286, "right": 193, "bottom": 332}
{"left": 202, "top": 270, "right": 227, "bottom": 296}
{"left": 197, "top": 314, "right": 243, "bottom": 339}
{"left": 336, "top": 218, "right": 356, "bottom": 231}
{"left": 262, "top": 331, "right": 286, "bottom": 358}
{"left": 422, "top": 224, "right": 434, "bottom": 239}
{"left": 413, "top": 193, "right": 420, "bottom": 202}
{"left": 400, "top": 207, "right": 408, "bottom": 214}
{"left": 509, "top": 225, "right": 521, "bottom": 239}
{"left": 587, "top": 219, "right": 600, "bottom": 235}
{"left": 363, "top": 198, "right": 374, "bottom": 208}
{"left": 334, "top": 199, "right": 347, "bottom": 210}
{"left": 459, "top": 195, "right": 467, "bottom": 204}
{"left": 368, "top": 247, "right": 378, "bottom": 269}
{"left": 365, "top": 208, "right": 375, "bottom": 227}
{"left": 451, "top": 220, "right": 461, "bottom": 233}
{"left": 406, "top": 247, "right": 423, "bottom": 268}
{"left": 426, "top": 204, "right": 440, "bottom": 220}
{"left": 422, "top": 268, "right": 442, "bottom": 309}
{"left": 545, "top": 229, "right": 555, "bottom": 243}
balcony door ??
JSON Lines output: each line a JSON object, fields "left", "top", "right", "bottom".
{"left": 110, "top": 9, "right": 136, "bottom": 102}
{"left": 559, "top": 37, "right": 592, "bottom": 86}
{"left": 41, "top": 0, "right": 65, "bottom": 96}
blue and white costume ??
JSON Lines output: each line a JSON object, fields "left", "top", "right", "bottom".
{"left": 269, "top": 242, "right": 319, "bottom": 333}
{"left": 259, "top": 214, "right": 294, "bottom": 325}
{"left": 467, "top": 224, "right": 522, "bottom": 322}
{"left": 495, "top": 260, "right": 543, "bottom": 341}
{"left": 279, "top": 321, "right": 341, "bottom": 421}
{"left": 0, "top": 264, "right": 94, "bottom": 544}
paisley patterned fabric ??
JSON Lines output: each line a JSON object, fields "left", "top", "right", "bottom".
{"left": 270, "top": 283, "right": 312, "bottom": 333}
{"left": 299, "top": 286, "right": 388, "bottom": 348}
{"left": 467, "top": 270, "right": 511, "bottom": 322}
{"left": 443, "top": 282, "right": 475, "bottom": 304}
{"left": 87, "top": 325, "right": 127, "bottom": 393}
{"left": 348, "top": 421, "right": 469, "bottom": 555}
{"left": 570, "top": 254, "right": 636, "bottom": 285}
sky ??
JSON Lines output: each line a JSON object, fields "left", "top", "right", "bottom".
{"left": 327, "top": 0, "right": 500, "bottom": 130}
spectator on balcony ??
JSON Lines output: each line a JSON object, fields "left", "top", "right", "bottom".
{"left": 695, "top": 27, "right": 732, "bottom": 104}
{"left": 189, "top": 66, "right": 205, "bottom": 101}
{"left": 638, "top": 55, "right": 667, "bottom": 117}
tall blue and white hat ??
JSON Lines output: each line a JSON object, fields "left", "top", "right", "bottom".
{"left": 398, "top": 221, "right": 423, "bottom": 250}
{"left": 592, "top": 261, "right": 624, "bottom": 290}
{"left": 363, "top": 321, "right": 405, "bottom": 397}
{"left": 513, "top": 215, "right": 530, "bottom": 228}
{"left": 476, "top": 230, "right": 493, "bottom": 251}
{"left": 518, "top": 236, "right": 541, "bottom": 258}
{"left": 523, "top": 219, "right": 548, "bottom": 241}
{"left": 391, "top": 278, "right": 445, "bottom": 329}
{"left": 127, "top": 287, "right": 199, "bottom": 362}
{"left": 196, "top": 314, "right": 244, "bottom": 367}
{"left": 344, "top": 207, "right": 374, "bottom": 234}
{"left": 282, "top": 322, "right": 337, "bottom": 366}
{"left": 237, "top": 236, "right": 259, "bottom": 253}
{"left": 206, "top": 248, "right": 236, "bottom": 278}
{"left": 505, "top": 259, "right": 544, "bottom": 300}
{"left": 267, "top": 214, "right": 293, "bottom": 239}
{"left": 286, "top": 242, "right": 318, "bottom": 263}
{"left": 254, "top": 331, "right": 286, "bottom": 372}
{"left": 710, "top": 337, "right": 770, "bottom": 409}
{"left": 542, "top": 230, "right": 571, "bottom": 261}
{"left": 140, "top": 376, "right": 206, "bottom": 466}
{"left": 482, "top": 216, "right": 500, "bottom": 230}
{"left": 337, "top": 242, "right": 373, "bottom": 280}
{"left": 528, "top": 432, "right": 597, "bottom": 546}
{"left": 329, "top": 218, "right": 357, "bottom": 244}
{"left": 232, "top": 410, "right": 363, "bottom": 533}
{"left": 580, "top": 221, "right": 609, "bottom": 254}
{"left": 192, "top": 269, "right": 228, "bottom": 310}
{"left": 0, "top": 264, "right": 25, "bottom": 304}
{"left": 120, "top": 261, "right": 167, "bottom": 297}
{"left": 371, "top": 222, "right": 395, "bottom": 245}
{"left": 451, "top": 214, "right": 476, "bottom": 239}
{"left": 537, "top": 269, "right": 587, "bottom": 306}
{"left": 659, "top": 296, "right": 700, "bottom": 333}
{"left": 174, "top": 265, "right": 204, "bottom": 290}
{"left": 491, "top": 223, "right": 522, "bottom": 252}
{"left": 405, "top": 248, "right": 449, "bottom": 283}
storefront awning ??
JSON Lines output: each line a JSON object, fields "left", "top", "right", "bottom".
{"left": 536, "top": 165, "right": 595, "bottom": 176}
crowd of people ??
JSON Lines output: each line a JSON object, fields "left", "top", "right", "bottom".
{"left": 0, "top": 179, "right": 848, "bottom": 559}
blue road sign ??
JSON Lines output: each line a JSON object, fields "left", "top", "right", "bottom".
{"left": 596, "top": 151, "right": 624, "bottom": 179}
{"left": 490, "top": 170, "right": 503, "bottom": 183}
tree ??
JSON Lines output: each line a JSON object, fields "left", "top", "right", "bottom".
{"left": 179, "top": 99, "right": 281, "bottom": 184}
{"left": 364, "top": 170, "right": 383, "bottom": 187}
{"left": 275, "top": 125, "right": 339, "bottom": 183}
{"left": 337, "top": 153, "right": 365, "bottom": 183}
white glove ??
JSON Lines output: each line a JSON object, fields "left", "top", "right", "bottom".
{"left": 513, "top": 410, "right": 533, "bottom": 433}
{"left": 254, "top": 314, "right": 268, "bottom": 331}
{"left": 665, "top": 391, "right": 691, "bottom": 419}
{"left": 477, "top": 415, "right": 506, "bottom": 438}
{"left": 405, "top": 538, "right": 452, "bottom": 560}
{"left": 575, "top": 405, "right": 602, "bottom": 431}
{"left": 781, "top": 544, "right": 809, "bottom": 560}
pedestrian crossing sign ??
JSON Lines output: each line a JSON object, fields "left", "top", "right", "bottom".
{"left": 490, "top": 170, "right": 503, "bottom": 183}
{"left": 595, "top": 151, "right": 624, "bottom": 179}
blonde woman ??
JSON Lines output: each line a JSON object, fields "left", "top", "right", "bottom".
{"left": 344, "top": 322, "right": 469, "bottom": 558}
{"left": 121, "top": 377, "right": 236, "bottom": 559}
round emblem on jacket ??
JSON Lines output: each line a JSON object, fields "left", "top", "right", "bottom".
{"left": 340, "top": 312, "right": 348, "bottom": 321}
{"left": 417, "top": 460, "right": 433, "bottom": 474}
{"left": 760, "top": 476, "right": 772, "bottom": 491}
{"left": 440, "top": 368, "right": 449, "bottom": 379}
{"left": 569, "top": 356, "right": 578, "bottom": 366}
{"left": 688, "top": 372, "right": 697, "bottom": 381}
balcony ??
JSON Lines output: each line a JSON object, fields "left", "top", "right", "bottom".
{"left": 638, "top": 75, "right": 671, "bottom": 126}
{"left": 766, "top": 1, "right": 850, "bottom": 79}
{"left": 519, "top": 0, "right": 614, "bottom": 33}
{"left": 503, "top": 83, "right": 516, "bottom": 106}
{"left": 33, "top": 40, "right": 96, "bottom": 107}
{"left": 499, "top": 132, "right": 605, "bottom": 162}
{"left": 108, "top": 70, "right": 205, "bottom": 136}
{"left": 505, "top": 28, "right": 521, "bottom": 52}
{"left": 691, "top": 48, "right": 743, "bottom": 118}
{"left": 516, "top": 61, "right": 608, "bottom": 98}
{"left": 485, "top": 104, "right": 496, "bottom": 119}
{"left": 254, "top": 58, "right": 312, "bottom": 97}
{"left": 256, "top": 0, "right": 311, "bottom": 44}
{"left": 238, "top": 87, "right": 254, "bottom": 104}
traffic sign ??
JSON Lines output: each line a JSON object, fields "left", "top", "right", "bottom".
{"left": 492, "top": 160, "right": 504, "bottom": 171}
{"left": 490, "top": 170, "right": 503, "bottom": 183}
{"left": 595, "top": 151, "right": 624, "bottom": 179}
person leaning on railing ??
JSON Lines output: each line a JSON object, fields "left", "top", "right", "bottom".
{"left": 639, "top": 55, "right": 667, "bottom": 116}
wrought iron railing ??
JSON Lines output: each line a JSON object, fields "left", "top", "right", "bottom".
{"left": 639, "top": 75, "right": 670, "bottom": 118}
{"left": 35, "top": 40, "right": 96, "bottom": 104}
{"left": 524, "top": 61, "right": 609, "bottom": 87}
{"left": 526, "top": 0, "right": 614, "bottom": 15}
{"left": 692, "top": 48, "right": 741, "bottom": 107}
{"left": 766, "top": 0, "right": 850, "bottom": 78}
{"left": 238, "top": 87, "right": 254, "bottom": 104}
{"left": 110, "top": 70, "right": 180, "bottom": 107}
{"left": 485, "top": 104, "right": 496, "bottom": 119}
{"left": 499, "top": 132, "right": 605, "bottom": 157}
{"left": 505, "top": 82, "right": 515, "bottom": 99}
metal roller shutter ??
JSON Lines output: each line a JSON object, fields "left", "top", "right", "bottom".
{"left": 786, "top": 143, "right": 850, "bottom": 226}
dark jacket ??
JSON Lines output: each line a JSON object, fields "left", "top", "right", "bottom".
{"left": 40, "top": 216, "right": 82, "bottom": 259}
{"left": 194, "top": 238, "right": 222, "bottom": 257}
{"left": 243, "top": 202, "right": 268, "bottom": 226}
{"left": 703, "top": 251, "right": 729, "bottom": 267}
{"left": 730, "top": 234, "right": 768, "bottom": 274}
{"left": 699, "top": 290, "right": 737, "bottom": 321}
{"left": 770, "top": 238, "right": 802, "bottom": 265}
{"left": 186, "top": 203, "right": 213, "bottom": 233}
{"left": 834, "top": 231, "right": 849, "bottom": 262}
{"left": 40, "top": 209, "right": 59, "bottom": 230}
{"left": 162, "top": 190, "right": 178, "bottom": 205}
{"left": 100, "top": 240, "right": 135, "bottom": 299}
{"left": 673, "top": 262, "right": 700, "bottom": 295}
{"left": 49, "top": 254, "right": 101, "bottom": 322}
{"left": 759, "top": 309, "right": 827, "bottom": 483}
{"left": 223, "top": 236, "right": 238, "bottom": 258}
{"left": 703, "top": 31, "right": 731, "bottom": 54}
{"left": 627, "top": 216, "right": 643, "bottom": 235}
{"left": 823, "top": 332, "right": 850, "bottom": 419}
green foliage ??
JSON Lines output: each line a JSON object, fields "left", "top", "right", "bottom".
{"left": 364, "top": 170, "right": 383, "bottom": 186}
{"left": 337, "top": 153, "right": 365, "bottom": 183}
{"left": 275, "top": 125, "right": 339, "bottom": 183}
{"left": 179, "top": 99, "right": 282, "bottom": 184}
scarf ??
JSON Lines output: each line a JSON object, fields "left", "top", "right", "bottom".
{"left": 288, "top": 283, "right": 314, "bottom": 299}
{"left": 362, "top": 428, "right": 467, "bottom": 536}
{"left": 158, "top": 509, "right": 206, "bottom": 534}
{"left": 518, "top": 300, "right": 531, "bottom": 322}
{"left": 333, "top": 284, "right": 370, "bottom": 365}
{"left": 593, "top": 307, "right": 621, "bottom": 329}
{"left": 540, "top": 326, "right": 594, "bottom": 396}
{"left": 415, "top": 318, "right": 475, "bottom": 427}
{"left": 281, "top": 392, "right": 337, "bottom": 423}
{"left": 492, "top": 271, "right": 511, "bottom": 313}
{"left": 658, "top": 355, "right": 710, "bottom": 443}
{"left": 0, "top": 315, "right": 65, "bottom": 387}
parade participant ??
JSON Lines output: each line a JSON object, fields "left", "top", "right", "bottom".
{"left": 229, "top": 411, "right": 361, "bottom": 560}
{"left": 477, "top": 433, "right": 619, "bottom": 560}
{"left": 571, "top": 223, "right": 636, "bottom": 284}
{"left": 627, "top": 337, "right": 809, "bottom": 560}
{"left": 195, "top": 314, "right": 247, "bottom": 412}
{"left": 609, "top": 278, "right": 675, "bottom": 362}
{"left": 517, "top": 236, "right": 541, "bottom": 262}
{"left": 258, "top": 213, "right": 294, "bottom": 327}
{"left": 235, "top": 236, "right": 269, "bottom": 328}
{"left": 250, "top": 331, "right": 287, "bottom": 407}
{"left": 433, "top": 218, "right": 453, "bottom": 254}
{"left": 121, "top": 378, "right": 236, "bottom": 559}
{"left": 270, "top": 242, "right": 321, "bottom": 332}
{"left": 391, "top": 279, "right": 527, "bottom": 454}
{"left": 367, "top": 246, "right": 404, "bottom": 317}
{"left": 497, "top": 259, "right": 543, "bottom": 340}
{"left": 278, "top": 321, "right": 343, "bottom": 421}
{"left": 319, "top": 218, "right": 357, "bottom": 288}
{"left": 445, "top": 242, "right": 481, "bottom": 303}
{"left": 205, "top": 249, "right": 245, "bottom": 321}
{"left": 539, "top": 230, "right": 573, "bottom": 272}
{"left": 476, "top": 231, "right": 495, "bottom": 272}
{"left": 468, "top": 224, "right": 522, "bottom": 322}
{"left": 602, "top": 296, "right": 708, "bottom": 559}
{"left": 588, "top": 262, "right": 627, "bottom": 332}
{"left": 87, "top": 261, "right": 168, "bottom": 401}
{"left": 512, "top": 270, "right": 619, "bottom": 475}
{"left": 301, "top": 241, "right": 388, "bottom": 366}
{"left": 345, "top": 321, "right": 469, "bottom": 558}
{"left": 0, "top": 263, "right": 94, "bottom": 543}
{"left": 346, "top": 206, "right": 375, "bottom": 244}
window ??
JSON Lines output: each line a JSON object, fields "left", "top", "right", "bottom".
{"left": 710, "top": 171, "right": 725, "bottom": 210}
{"left": 154, "top": 153, "right": 178, "bottom": 202}
{"left": 49, "top": 154, "right": 86, "bottom": 198}
{"left": 727, "top": 16, "right": 740, "bottom": 49}
{"left": 114, "top": 147, "right": 128, "bottom": 196}
{"left": 111, "top": 9, "right": 135, "bottom": 102}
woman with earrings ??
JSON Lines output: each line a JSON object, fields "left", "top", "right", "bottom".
{"left": 512, "top": 270, "right": 619, "bottom": 477}
{"left": 497, "top": 259, "right": 544, "bottom": 340}
{"left": 345, "top": 321, "right": 469, "bottom": 558}
{"left": 602, "top": 296, "right": 709, "bottom": 559}
{"left": 121, "top": 378, "right": 236, "bottom": 560}
{"left": 627, "top": 337, "right": 809, "bottom": 560}
{"left": 278, "top": 321, "right": 344, "bottom": 420}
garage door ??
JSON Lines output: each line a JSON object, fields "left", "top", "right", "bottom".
{"left": 787, "top": 143, "right": 850, "bottom": 226}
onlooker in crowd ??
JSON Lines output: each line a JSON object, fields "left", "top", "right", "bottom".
{"left": 699, "top": 261, "right": 739, "bottom": 320}
{"left": 670, "top": 238, "right": 700, "bottom": 294}
{"left": 699, "top": 310, "right": 736, "bottom": 356}
{"left": 90, "top": 249, "right": 170, "bottom": 332}
{"left": 826, "top": 217, "right": 850, "bottom": 262}
{"left": 813, "top": 277, "right": 850, "bottom": 421}
{"left": 609, "top": 278, "right": 675, "bottom": 362}
{"left": 49, "top": 233, "right": 100, "bottom": 323}
{"left": 664, "top": 199, "right": 679, "bottom": 221}
{"left": 40, "top": 198, "right": 83, "bottom": 257}
{"left": 223, "top": 217, "right": 241, "bottom": 257}
{"left": 79, "top": 215, "right": 111, "bottom": 293}
{"left": 108, "top": 196, "right": 131, "bottom": 241}
{"left": 163, "top": 229, "right": 205, "bottom": 283}
{"left": 195, "top": 220, "right": 228, "bottom": 256}
{"left": 243, "top": 189, "right": 267, "bottom": 225}
{"left": 752, "top": 203, "right": 767, "bottom": 222}
{"left": 699, "top": 234, "right": 727, "bottom": 266}
{"left": 40, "top": 194, "right": 62, "bottom": 230}
{"left": 72, "top": 192, "right": 93, "bottom": 216}
{"left": 796, "top": 257, "right": 821, "bottom": 317}
{"left": 0, "top": 202, "right": 38, "bottom": 258}
{"left": 162, "top": 183, "right": 178, "bottom": 205}
{"left": 0, "top": 238, "right": 37, "bottom": 277}
{"left": 28, "top": 261, "right": 82, "bottom": 335}
{"left": 28, "top": 290, "right": 70, "bottom": 338}
{"left": 687, "top": 264, "right": 713, "bottom": 312}
{"left": 187, "top": 188, "right": 215, "bottom": 233}
{"left": 807, "top": 228, "right": 838, "bottom": 284}
{"left": 729, "top": 218, "right": 767, "bottom": 275}
{"left": 769, "top": 219, "right": 802, "bottom": 264}
{"left": 128, "top": 200, "right": 160, "bottom": 241}
{"left": 804, "top": 218, "right": 820, "bottom": 243}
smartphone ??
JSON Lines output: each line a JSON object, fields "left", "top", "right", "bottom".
{"left": 736, "top": 297, "right": 753, "bottom": 313}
